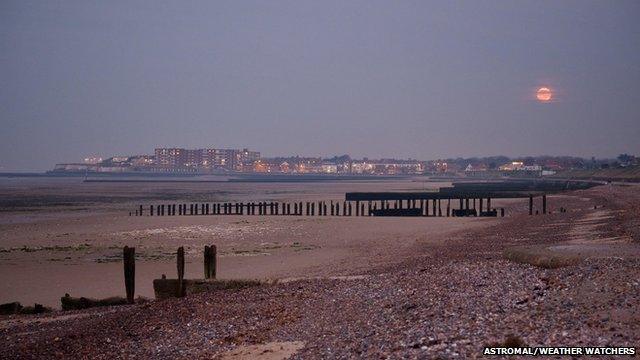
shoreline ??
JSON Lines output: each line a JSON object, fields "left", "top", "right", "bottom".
{"left": 1, "top": 184, "right": 638, "bottom": 358}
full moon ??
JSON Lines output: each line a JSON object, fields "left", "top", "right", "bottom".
{"left": 536, "top": 87, "right": 552, "bottom": 102}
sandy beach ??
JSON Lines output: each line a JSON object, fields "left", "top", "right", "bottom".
{"left": 1, "top": 179, "right": 639, "bottom": 359}
{"left": 0, "top": 177, "right": 518, "bottom": 307}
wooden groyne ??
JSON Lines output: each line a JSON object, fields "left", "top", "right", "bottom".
{"left": 129, "top": 180, "right": 597, "bottom": 218}
{"left": 131, "top": 198, "right": 506, "bottom": 218}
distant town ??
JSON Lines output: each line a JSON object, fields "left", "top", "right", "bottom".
{"left": 51, "top": 147, "right": 639, "bottom": 177}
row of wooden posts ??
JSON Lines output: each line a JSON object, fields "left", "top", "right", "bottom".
{"left": 130, "top": 198, "right": 508, "bottom": 217}
{"left": 122, "top": 245, "right": 217, "bottom": 303}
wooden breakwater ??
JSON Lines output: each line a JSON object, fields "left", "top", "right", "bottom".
{"left": 129, "top": 180, "right": 595, "bottom": 218}
{"left": 130, "top": 198, "right": 505, "bottom": 218}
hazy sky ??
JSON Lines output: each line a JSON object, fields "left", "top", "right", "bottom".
{"left": 1, "top": 1, "right": 639, "bottom": 170}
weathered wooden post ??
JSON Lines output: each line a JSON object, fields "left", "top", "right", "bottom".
{"left": 487, "top": 197, "right": 491, "bottom": 212}
{"left": 529, "top": 195, "right": 533, "bottom": 215}
{"left": 447, "top": 199, "right": 451, "bottom": 217}
{"left": 368, "top": 201, "right": 372, "bottom": 216}
{"left": 356, "top": 201, "right": 360, "bottom": 216}
{"left": 150, "top": 205, "right": 154, "bottom": 216}
{"left": 123, "top": 246, "right": 135, "bottom": 304}
{"left": 348, "top": 201, "right": 352, "bottom": 216}
{"left": 542, "top": 195, "right": 547, "bottom": 214}
{"left": 438, "top": 199, "right": 442, "bottom": 217}
{"left": 501, "top": 208, "right": 505, "bottom": 217}
{"left": 177, "top": 247, "right": 185, "bottom": 297}
{"left": 139, "top": 205, "right": 143, "bottom": 216}
{"left": 204, "top": 245, "right": 217, "bottom": 279}
{"left": 479, "top": 198, "right": 484, "bottom": 213}
{"left": 360, "top": 203, "right": 364, "bottom": 216}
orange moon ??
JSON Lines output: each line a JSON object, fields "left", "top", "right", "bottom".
{"left": 536, "top": 87, "right": 552, "bottom": 102}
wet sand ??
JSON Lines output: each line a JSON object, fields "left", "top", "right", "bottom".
{"left": 0, "top": 177, "right": 517, "bottom": 307}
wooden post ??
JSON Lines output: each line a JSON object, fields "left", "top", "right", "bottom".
{"left": 150, "top": 205, "right": 154, "bottom": 216}
{"left": 487, "top": 197, "right": 491, "bottom": 211}
{"left": 139, "top": 205, "right": 143, "bottom": 216}
{"left": 438, "top": 199, "right": 442, "bottom": 216}
{"left": 177, "top": 247, "right": 185, "bottom": 297}
{"left": 529, "top": 195, "right": 533, "bottom": 215}
{"left": 542, "top": 195, "right": 547, "bottom": 214}
{"left": 204, "top": 245, "right": 217, "bottom": 279}
{"left": 123, "top": 246, "right": 135, "bottom": 304}
{"left": 447, "top": 199, "right": 451, "bottom": 217}
{"left": 356, "top": 201, "right": 360, "bottom": 216}
{"left": 479, "top": 198, "right": 484, "bottom": 213}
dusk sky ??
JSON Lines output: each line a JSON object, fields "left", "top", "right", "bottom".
{"left": 1, "top": 0, "right": 639, "bottom": 171}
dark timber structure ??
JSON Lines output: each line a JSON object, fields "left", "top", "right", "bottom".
{"left": 130, "top": 180, "right": 598, "bottom": 218}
